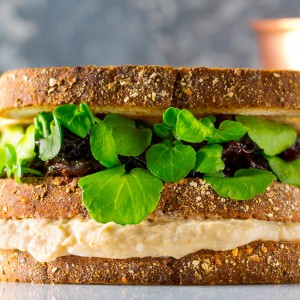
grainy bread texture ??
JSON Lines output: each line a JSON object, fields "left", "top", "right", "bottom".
{"left": 1, "top": 65, "right": 300, "bottom": 284}
{"left": 0, "top": 177, "right": 300, "bottom": 222}
{"left": 0, "top": 241, "right": 299, "bottom": 284}
{"left": 1, "top": 66, "right": 300, "bottom": 119}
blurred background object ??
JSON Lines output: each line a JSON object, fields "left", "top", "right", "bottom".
{"left": 0, "top": 0, "right": 300, "bottom": 71}
{"left": 251, "top": 18, "right": 300, "bottom": 70}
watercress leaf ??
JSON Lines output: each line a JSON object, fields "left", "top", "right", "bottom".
{"left": 154, "top": 123, "right": 171, "bottom": 139}
{"left": 0, "top": 148, "right": 5, "bottom": 177}
{"left": 265, "top": 155, "right": 300, "bottom": 187}
{"left": 236, "top": 116, "right": 297, "bottom": 156}
{"left": 207, "top": 120, "right": 248, "bottom": 144}
{"left": 90, "top": 121, "right": 119, "bottom": 168}
{"left": 39, "top": 117, "right": 62, "bottom": 161}
{"left": 0, "top": 125, "right": 24, "bottom": 148}
{"left": 80, "top": 102, "right": 95, "bottom": 125}
{"left": 78, "top": 165, "right": 163, "bottom": 225}
{"left": 175, "top": 109, "right": 212, "bottom": 143}
{"left": 205, "top": 168, "right": 276, "bottom": 200}
{"left": 199, "top": 116, "right": 216, "bottom": 129}
{"left": 104, "top": 114, "right": 152, "bottom": 156}
{"left": 34, "top": 112, "right": 53, "bottom": 138}
{"left": 193, "top": 144, "right": 225, "bottom": 173}
{"left": 13, "top": 164, "right": 22, "bottom": 184}
{"left": 4, "top": 144, "right": 17, "bottom": 178}
{"left": 16, "top": 125, "right": 36, "bottom": 163}
{"left": 53, "top": 103, "right": 92, "bottom": 138}
{"left": 163, "top": 107, "right": 180, "bottom": 128}
{"left": 146, "top": 141, "right": 196, "bottom": 182}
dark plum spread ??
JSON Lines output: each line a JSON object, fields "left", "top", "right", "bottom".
{"left": 41, "top": 116, "right": 300, "bottom": 179}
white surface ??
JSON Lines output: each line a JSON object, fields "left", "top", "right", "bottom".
{"left": 0, "top": 283, "right": 300, "bottom": 300}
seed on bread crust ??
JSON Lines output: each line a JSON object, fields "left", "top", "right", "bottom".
{"left": 0, "top": 177, "right": 300, "bottom": 222}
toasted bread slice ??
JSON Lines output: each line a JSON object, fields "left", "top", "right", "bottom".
{"left": 1, "top": 66, "right": 300, "bottom": 119}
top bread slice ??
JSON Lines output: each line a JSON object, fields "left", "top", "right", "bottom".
{"left": 1, "top": 65, "right": 300, "bottom": 120}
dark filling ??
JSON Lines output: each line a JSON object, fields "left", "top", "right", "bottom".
{"left": 40, "top": 116, "right": 300, "bottom": 179}
{"left": 222, "top": 136, "right": 269, "bottom": 177}
{"left": 44, "top": 127, "right": 103, "bottom": 177}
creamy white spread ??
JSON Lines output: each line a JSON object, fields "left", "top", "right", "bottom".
{"left": 0, "top": 217, "right": 299, "bottom": 262}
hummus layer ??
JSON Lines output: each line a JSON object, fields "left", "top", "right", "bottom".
{"left": 0, "top": 217, "right": 299, "bottom": 262}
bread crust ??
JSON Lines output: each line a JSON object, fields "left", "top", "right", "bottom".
{"left": 0, "top": 241, "right": 299, "bottom": 284}
{"left": 1, "top": 66, "right": 300, "bottom": 119}
{"left": 1, "top": 177, "right": 300, "bottom": 222}
{"left": 0, "top": 66, "right": 176, "bottom": 118}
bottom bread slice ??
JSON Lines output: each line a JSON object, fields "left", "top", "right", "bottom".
{"left": 0, "top": 241, "right": 299, "bottom": 284}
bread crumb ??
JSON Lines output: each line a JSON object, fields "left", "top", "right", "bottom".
{"left": 232, "top": 248, "right": 239, "bottom": 257}
{"left": 248, "top": 254, "right": 260, "bottom": 262}
{"left": 49, "top": 78, "right": 57, "bottom": 87}
{"left": 189, "top": 181, "right": 198, "bottom": 188}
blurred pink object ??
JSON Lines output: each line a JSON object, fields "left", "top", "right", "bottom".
{"left": 251, "top": 18, "right": 300, "bottom": 70}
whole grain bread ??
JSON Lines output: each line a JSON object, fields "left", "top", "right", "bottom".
{"left": 0, "top": 177, "right": 300, "bottom": 222}
{"left": 1, "top": 66, "right": 300, "bottom": 119}
{"left": 0, "top": 241, "right": 299, "bottom": 284}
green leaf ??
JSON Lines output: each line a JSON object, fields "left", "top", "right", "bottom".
{"left": 53, "top": 103, "right": 93, "bottom": 138}
{"left": 154, "top": 123, "right": 171, "bottom": 139}
{"left": 39, "top": 117, "right": 62, "bottom": 161}
{"left": 16, "top": 125, "right": 36, "bottom": 162}
{"left": 0, "top": 148, "right": 6, "bottom": 177}
{"left": 205, "top": 169, "right": 276, "bottom": 200}
{"left": 104, "top": 114, "right": 152, "bottom": 156}
{"left": 207, "top": 120, "right": 248, "bottom": 144}
{"left": 193, "top": 144, "right": 225, "bottom": 173}
{"left": 265, "top": 155, "right": 300, "bottom": 187}
{"left": 163, "top": 107, "right": 180, "bottom": 128}
{"left": 146, "top": 141, "right": 196, "bottom": 182}
{"left": 78, "top": 165, "right": 163, "bottom": 225}
{"left": 0, "top": 125, "right": 24, "bottom": 148}
{"left": 4, "top": 144, "right": 17, "bottom": 178}
{"left": 79, "top": 102, "right": 94, "bottom": 125}
{"left": 34, "top": 112, "right": 53, "bottom": 138}
{"left": 90, "top": 121, "right": 119, "bottom": 168}
{"left": 175, "top": 109, "right": 212, "bottom": 143}
{"left": 236, "top": 116, "right": 297, "bottom": 156}
{"left": 199, "top": 116, "right": 216, "bottom": 129}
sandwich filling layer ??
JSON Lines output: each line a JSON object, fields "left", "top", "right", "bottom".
{"left": 0, "top": 217, "right": 299, "bottom": 262}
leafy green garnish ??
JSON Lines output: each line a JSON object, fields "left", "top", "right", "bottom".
{"left": 0, "top": 125, "right": 41, "bottom": 182}
{"left": 236, "top": 116, "right": 297, "bottom": 156}
{"left": 205, "top": 169, "right": 276, "bottom": 200}
{"left": 146, "top": 140, "right": 196, "bottom": 182}
{"left": 163, "top": 107, "right": 180, "bottom": 128}
{"left": 175, "top": 109, "right": 212, "bottom": 143}
{"left": 0, "top": 125, "right": 24, "bottom": 148}
{"left": 78, "top": 165, "right": 163, "bottom": 225}
{"left": 39, "top": 117, "right": 62, "bottom": 161}
{"left": 207, "top": 120, "right": 248, "bottom": 144}
{"left": 34, "top": 112, "right": 53, "bottom": 138}
{"left": 90, "top": 121, "right": 119, "bottom": 168}
{"left": 154, "top": 123, "right": 171, "bottom": 139}
{"left": 194, "top": 144, "right": 225, "bottom": 173}
{"left": 53, "top": 103, "right": 94, "bottom": 138}
{"left": 0, "top": 148, "right": 5, "bottom": 177}
{"left": 4, "top": 144, "right": 17, "bottom": 179}
{"left": 265, "top": 155, "right": 300, "bottom": 187}
{"left": 103, "top": 114, "right": 152, "bottom": 157}
{"left": 16, "top": 125, "right": 36, "bottom": 162}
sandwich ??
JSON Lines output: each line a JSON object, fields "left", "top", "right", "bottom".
{"left": 0, "top": 65, "right": 300, "bottom": 284}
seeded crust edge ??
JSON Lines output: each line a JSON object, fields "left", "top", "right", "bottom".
{"left": 0, "top": 177, "right": 300, "bottom": 222}
{"left": 0, "top": 241, "right": 299, "bottom": 284}
{"left": 1, "top": 66, "right": 300, "bottom": 119}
